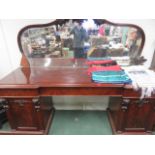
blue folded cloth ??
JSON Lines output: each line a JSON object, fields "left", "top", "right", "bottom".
{"left": 93, "top": 80, "right": 132, "bottom": 84}
{"left": 92, "top": 70, "right": 132, "bottom": 84}
{"left": 87, "top": 57, "right": 111, "bottom": 61}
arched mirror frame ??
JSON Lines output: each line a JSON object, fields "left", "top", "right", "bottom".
{"left": 17, "top": 19, "right": 146, "bottom": 67}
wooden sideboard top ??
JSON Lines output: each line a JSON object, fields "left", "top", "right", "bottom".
{"left": 0, "top": 66, "right": 126, "bottom": 88}
{"left": 0, "top": 58, "right": 128, "bottom": 89}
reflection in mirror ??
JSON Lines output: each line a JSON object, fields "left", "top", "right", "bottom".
{"left": 19, "top": 19, "right": 145, "bottom": 66}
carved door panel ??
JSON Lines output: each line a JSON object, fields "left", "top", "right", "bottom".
{"left": 124, "top": 99, "right": 154, "bottom": 132}
{"left": 6, "top": 98, "right": 39, "bottom": 131}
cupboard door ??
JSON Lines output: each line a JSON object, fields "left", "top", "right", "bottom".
{"left": 124, "top": 99, "right": 153, "bottom": 132}
{"left": 6, "top": 98, "right": 39, "bottom": 131}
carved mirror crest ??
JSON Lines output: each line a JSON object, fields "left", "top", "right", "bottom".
{"left": 18, "top": 19, "right": 145, "bottom": 66}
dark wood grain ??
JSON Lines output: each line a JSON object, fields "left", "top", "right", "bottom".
{"left": 0, "top": 59, "right": 155, "bottom": 134}
{"left": 0, "top": 59, "right": 125, "bottom": 89}
{"left": 108, "top": 97, "right": 155, "bottom": 134}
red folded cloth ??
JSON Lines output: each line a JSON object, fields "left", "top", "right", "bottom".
{"left": 87, "top": 65, "right": 122, "bottom": 76}
{"left": 86, "top": 60, "right": 116, "bottom": 65}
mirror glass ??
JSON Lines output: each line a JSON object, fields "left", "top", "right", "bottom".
{"left": 19, "top": 19, "right": 145, "bottom": 66}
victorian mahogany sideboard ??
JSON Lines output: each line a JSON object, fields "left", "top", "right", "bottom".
{"left": 0, "top": 58, "right": 155, "bottom": 135}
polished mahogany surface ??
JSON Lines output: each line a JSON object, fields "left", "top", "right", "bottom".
{"left": 0, "top": 58, "right": 125, "bottom": 88}
{"left": 0, "top": 58, "right": 155, "bottom": 134}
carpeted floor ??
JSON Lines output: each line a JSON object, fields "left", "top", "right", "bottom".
{"left": 49, "top": 111, "right": 112, "bottom": 135}
{"left": 0, "top": 110, "right": 112, "bottom": 135}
